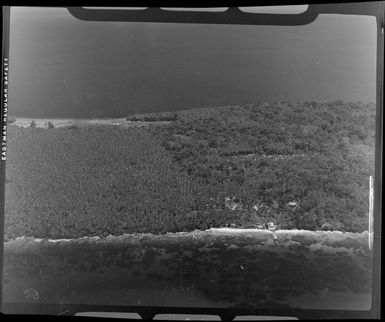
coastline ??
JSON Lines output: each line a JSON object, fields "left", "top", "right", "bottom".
{"left": 4, "top": 228, "right": 370, "bottom": 250}
{"left": 9, "top": 117, "right": 129, "bottom": 128}
{"left": 8, "top": 117, "right": 173, "bottom": 128}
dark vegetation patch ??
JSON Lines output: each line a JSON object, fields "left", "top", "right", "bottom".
{"left": 126, "top": 111, "right": 177, "bottom": 122}
{"left": 7, "top": 117, "right": 16, "bottom": 124}
{"left": 147, "top": 100, "right": 375, "bottom": 232}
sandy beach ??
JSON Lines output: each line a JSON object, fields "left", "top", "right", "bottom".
{"left": 9, "top": 118, "right": 171, "bottom": 128}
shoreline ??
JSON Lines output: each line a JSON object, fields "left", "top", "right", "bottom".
{"left": 4, "top": 228, "right": 371, "bottom": 250}
{"left": 8, "top": 117, "right": 171, "bottom": 128}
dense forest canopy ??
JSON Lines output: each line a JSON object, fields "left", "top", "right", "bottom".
{"left": 5, "top": 101, "right": 376, "bottom": 238}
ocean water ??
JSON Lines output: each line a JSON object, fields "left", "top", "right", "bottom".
{"left": 8, "top": 7, "right": 377, "bottom": 118}
{"left": 3, "top": 231, "right": 372, "bottom": 309}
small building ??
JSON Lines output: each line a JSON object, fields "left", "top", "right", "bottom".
{"left": 288, "top": 201, "right": 297, "bottom": 207}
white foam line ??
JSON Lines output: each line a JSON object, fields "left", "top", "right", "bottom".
{"left": 47, "top": 238, "right": 74, "bottom": 243}
{"left": 208, "top": 228, "right": 356, "bottom": 235}
{"left": 5, "top": 228, "right": 368, "bottom": 244}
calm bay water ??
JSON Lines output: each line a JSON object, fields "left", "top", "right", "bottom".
{"left": 9, "top": 7, "right": 376, "bottom": 118}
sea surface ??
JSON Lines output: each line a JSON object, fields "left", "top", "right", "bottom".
{"left": 8, "top": 7, "right": 377, "bottom": 118}
{"left": 3, "top": 230, "right": 372, "bottom": 310}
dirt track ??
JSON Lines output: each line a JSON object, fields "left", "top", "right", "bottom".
{"left": 3, "top": 229, "right": 373, "bottom": 311}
